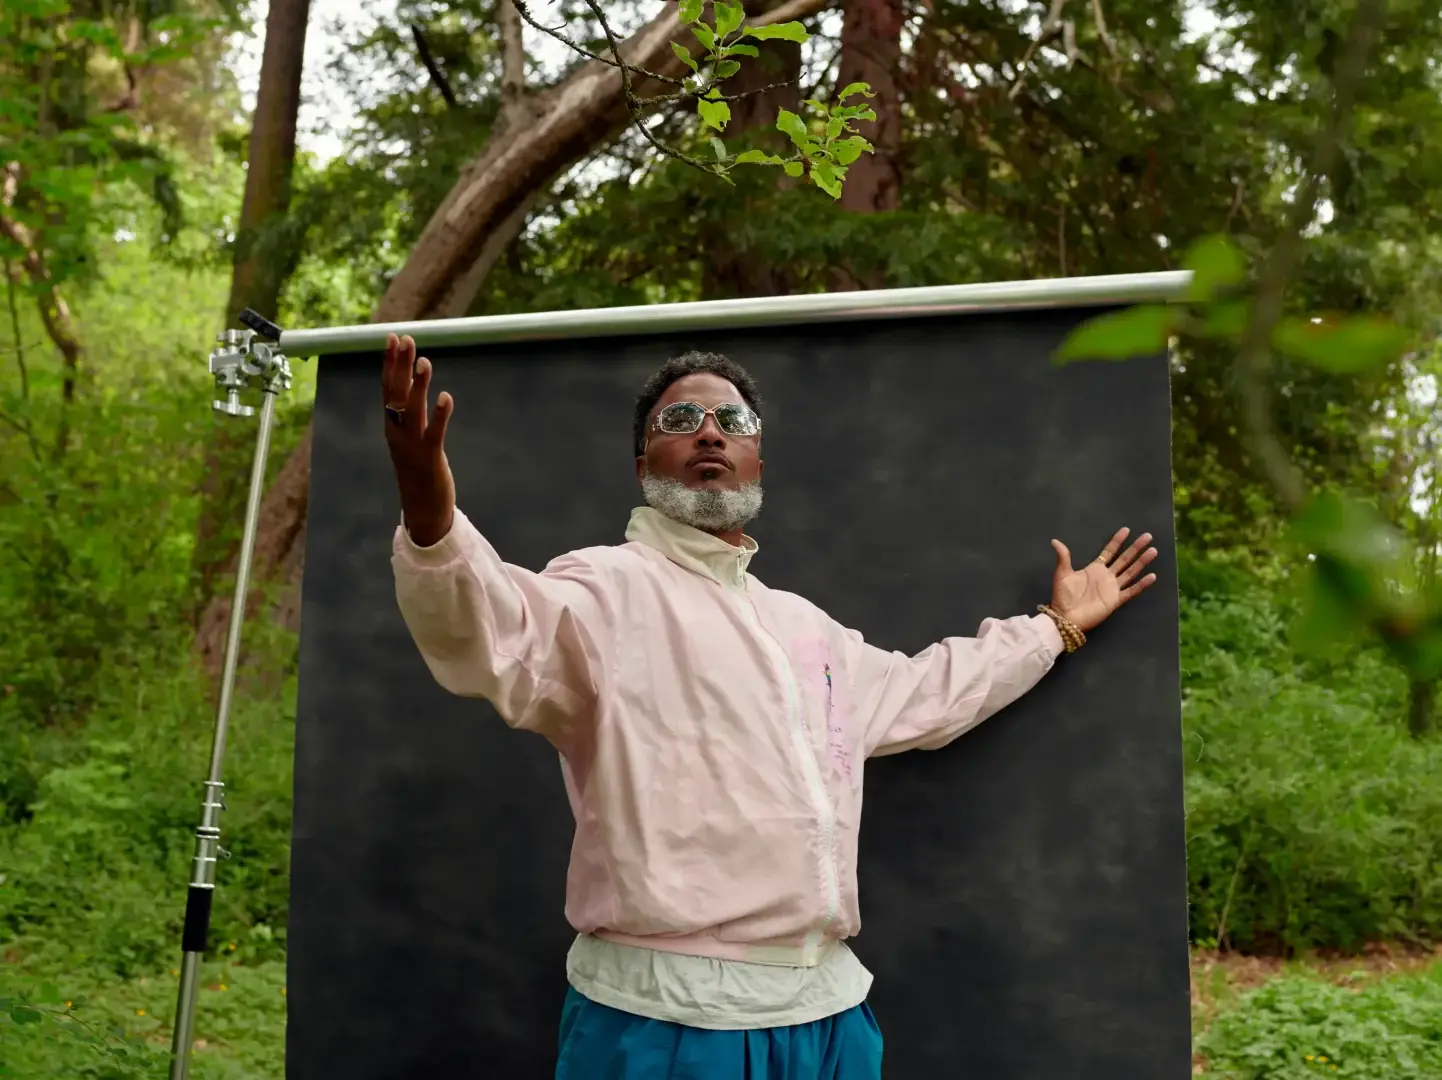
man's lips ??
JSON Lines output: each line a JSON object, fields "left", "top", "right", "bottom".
{"left": 689, "top": 453, "right": 733, "bottom": 471}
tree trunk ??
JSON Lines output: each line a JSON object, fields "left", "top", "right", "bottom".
{"left": 190, "top": 0, "right": 313, "bottom": 626}
{"left": 837, "top": 0, "right": 902, "bottom": 213}
{"left": 1407, "top": 677, "right": 1436, "bottom": 739}
{"left": 828, "top": 0, "right": 904, "bottom": 290}
{"left": 0, "top": 163, "right": 84, "bottom": 461}
{"left": 702, "top": 0, "right": 803, "bottom": 300}
{"left": 194, "top": 0, "right": 832, "bottom": 671}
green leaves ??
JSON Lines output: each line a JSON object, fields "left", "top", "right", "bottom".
{"left": 671, "top": 41, "right": 698, "bottom": 72}
{"left": 775, "top": 108, "right": 809, "bottom": 147}
{"left": 1272, "top": 315, "right": 1411, "bottom": 373}
{"left": 713, "top": 0, "right": 745, "bottom": 38}
{"left": 811, "top": 162, "right": 843, "bottom": 199}
{"left": 743, "top": 22, "right": 810, "bottom": 43}
{"left": 1053, "top": 305, "right": 1177, "bottom": 363}
{"left": 665, "top": 2, "right": 869, "bottom": 198}
{"left": 698, "top": 95, "right": 730, "bottom": 132}
{"left": 1056, "top": 233, "right": 1412, "bottom": 378}
{"left": 833, "top": 136, "right": 872, "bottom": 165}
{"left": 1184, "top": 234, "right": 1247, "bottom": 302}
{"left": 9, "top": 1004, "right": 44, "bottom": 1024}
{"left": 1287, "top": 493, "right": 1442, "bottom": 679}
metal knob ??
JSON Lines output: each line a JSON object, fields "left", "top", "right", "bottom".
{"left": 213, "top": 390, "right": 254, "bottom": 418}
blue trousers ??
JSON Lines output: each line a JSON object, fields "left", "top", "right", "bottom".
{"left": 555, "top": 988, "right": 884, "bottom": 1079}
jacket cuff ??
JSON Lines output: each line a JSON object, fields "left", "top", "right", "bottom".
{"left": 393, "top": 508, "right": 470, "bottom": 569}
{"left": 1030, "top": 612, "right": 1066, "bottom": 659}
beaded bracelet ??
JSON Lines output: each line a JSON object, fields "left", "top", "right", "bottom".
{"left": 1038, "top": 604, "right": 1087, "bottom": 653}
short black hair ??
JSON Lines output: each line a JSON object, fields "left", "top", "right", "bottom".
{"left": 633, "top": 351, "right": 764, "bottom": 457}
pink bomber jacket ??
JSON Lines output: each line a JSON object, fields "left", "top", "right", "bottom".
{"left": 392, "top": 505, "right": 1064, "bottom": 968}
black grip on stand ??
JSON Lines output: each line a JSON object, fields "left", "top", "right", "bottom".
{"left": 181, "top": 885, "right": 214, "bottom": 953}
{"left": 238, "top": 308, "right": 283, "bottom": 342}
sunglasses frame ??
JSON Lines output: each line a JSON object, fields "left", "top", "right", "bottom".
{"left": 649, "top": 401, "right": 763, "bottom": 441}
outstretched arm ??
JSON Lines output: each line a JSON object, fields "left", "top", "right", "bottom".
{"left": 850, "top": 528, "right": 1159, "bottom": 757}
{"left": 383, "top": 334, "right": 614, "bottom": 743}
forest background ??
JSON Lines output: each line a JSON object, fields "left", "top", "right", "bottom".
{"left": 2, "top": 0, "right": 1441, "bottom": 1076}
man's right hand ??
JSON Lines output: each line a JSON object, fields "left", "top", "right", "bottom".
{"left": 382, "top": 333, "right": 456, "bottom": 548}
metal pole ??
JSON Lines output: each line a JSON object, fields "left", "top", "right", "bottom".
{"left": 169, "top": 323, "right": 290, "bottom": 1080}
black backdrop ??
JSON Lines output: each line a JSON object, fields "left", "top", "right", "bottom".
{"left": 287, "top": 305, "right": 1191, "bottom": 1079}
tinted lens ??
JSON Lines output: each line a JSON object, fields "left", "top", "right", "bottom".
{"left": 658, "top": 402, "right": 705, "bottom": 433}
{"left": 715, "top": 403, "right": 760, "bottom": 435}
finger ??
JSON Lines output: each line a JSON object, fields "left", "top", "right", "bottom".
{"left": 1119, "top": 573, "right": 1158, "bottom": 603}
{"left": 426, "top": 391, "right": 455, "bottom": 452}
{"left": 1111, "top": 533, "right": 1154, "bottom": 577}
{"left": 406, "top": 351, "right": 433, "bottom": 435}
{"left": 1051, "top": 538, "right": 1073, "bottom": 575}
{"left": 1116, "top": 547, "right": 1158, "bottom": 588}
{"left": 1096, "top": 526, "right": 1130, "bottom": 565}
{"left": 381, "top": 333, "right": 412, "bottom": 407}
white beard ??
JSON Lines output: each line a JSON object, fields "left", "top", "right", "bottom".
{"left": 640, "top": 472, "right": 763, "bottom": 534}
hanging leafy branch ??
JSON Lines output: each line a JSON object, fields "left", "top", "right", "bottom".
{"left": 511, "top": 0, "right": 875, "bottom": 197}
{"left": 1052, "top": 0, "right": 1442, "bottom": 687}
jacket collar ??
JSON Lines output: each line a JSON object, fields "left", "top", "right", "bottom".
{"left": 625, "top": 506, "right": 757, "bottom": 590}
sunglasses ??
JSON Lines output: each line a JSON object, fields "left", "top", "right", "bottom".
{"left": 651, "top": 401, "right": 762, "bottom": 438}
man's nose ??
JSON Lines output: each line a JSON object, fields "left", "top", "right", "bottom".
{"left": 693, "top": 415, "right": 727, "bottom": 445}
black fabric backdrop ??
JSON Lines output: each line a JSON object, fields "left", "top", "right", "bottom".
{"left": 287, "top": 306, "right": 1191, "bottom": 1079}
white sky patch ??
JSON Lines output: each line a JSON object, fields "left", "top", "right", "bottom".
{"left": 230, "top": 0, "right": 387, "bottom": 164}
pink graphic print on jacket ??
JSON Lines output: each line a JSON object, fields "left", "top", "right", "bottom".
{"left": 790, "top": 636, "right": 859, "bottom": 789}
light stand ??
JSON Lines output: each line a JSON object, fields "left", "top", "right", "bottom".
{"left": 168, "top": 310, "right": 292, "bottom": 1080}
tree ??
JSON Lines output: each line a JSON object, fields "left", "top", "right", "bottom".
{"left": 1, "top": 0, "right": 239, "bottom": 464}
{"left": 827, "top": 0, "right": 901, "bottom": 290}
{"left": 194, "top": 0, "right": 841, "bottom": 658}
{"left": 1056, "top": 0, "right": 1442, "bottom": 722}
{"left": 191, "top": 0, "right": 313, "bottom": 630}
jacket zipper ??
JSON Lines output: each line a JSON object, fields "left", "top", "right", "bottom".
{"left": 737, "top": 582, "right": 842, "bottom": 944}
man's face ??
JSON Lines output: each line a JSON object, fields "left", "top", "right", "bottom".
{"left": 636, "top": 373, "right": 763, "bottom": 491}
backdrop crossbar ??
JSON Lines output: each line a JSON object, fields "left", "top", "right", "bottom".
{"left": 279, "top": 271, "right": 1194, "bottom": 357}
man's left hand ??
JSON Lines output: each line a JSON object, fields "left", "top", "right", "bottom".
{"left": 1049, "top": 528, "right": 1159, "bottom": 632}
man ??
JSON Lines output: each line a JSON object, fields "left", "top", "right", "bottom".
{"left": 382, "top": 333, "right": 1159, "bottom": 1080}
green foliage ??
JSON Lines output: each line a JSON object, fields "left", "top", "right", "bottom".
{"left": 668, "top": 0, "right": 874, "bottom": 195}
{"left": 1181, "top": 579, "right": 1442, "bottom": 953}
{"left": 3, "top": 0, "right": 1442, "bottom": 1074}
{"left": 0, "top": 959, "right": 288, "bottom": 1078}
{"left": 0, "top": 0, "right": 240, "bottom": 292}
{"left": 1057, "top": 234, "right": 1442, "bottom": 689}
{"left": 1196, "top": 967, "right": 1442, "bottom": 1079}
{"left": 1052, "top": 305, "right": 1175, "bottom": 362}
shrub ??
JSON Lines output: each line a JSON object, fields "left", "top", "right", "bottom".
{"left": 1196, "top": 967, "right": 1442, "bottom": 1078}
{"left": 1181, "top": 575, "right": 1442, "bottom": 953}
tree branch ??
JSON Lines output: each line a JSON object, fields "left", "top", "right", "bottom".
{"left": 582, "top": 0, "right": 701, "bottom": 171}
{"left": 1233, "top": 0, "right": 1386, "bottom": 514}
{"left": 1008, "top": 0, "right": 1069, "bottom": 100}
{"left": 104, "top": 64, "right": 142, "bottom": 113}
{"left": 512, "top": 0, "right": 685, "bottom": 84}
{"left": 410, "top": 24, "right": 459, "bottom": 108}
{"left": 4, "top": 260, "right": 30, "bottom": 404}
{"left": 498, "top": 0, "right": 527, "bottom": 119}
{"left": 1, "top": 163, "right": 84, "bottom": 461}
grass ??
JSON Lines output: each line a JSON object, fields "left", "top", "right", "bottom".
{"left": 5, "top": 944, "right": 1441, "bottom": 1078}
{"left": 0, "top": 958, "right": 287, "bottom": 1079}
{"left": 1192, "top": 946, "right": 1442, "bottom": 1078}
